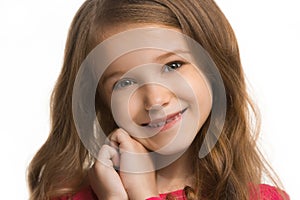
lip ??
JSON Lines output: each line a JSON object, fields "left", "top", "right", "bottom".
{"left": 141, "top": 107, "right": 188, "bottom": 130}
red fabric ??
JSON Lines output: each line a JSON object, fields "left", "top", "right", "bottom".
{"left": 148, "top": 189, "right": 187, "bottom": 200}
{"left": 250, "top": 184, "right": 290, "bottom": 200}
{"left": 54, "top": 184, "right": 289, "bottom": 200}
{"left": 53, "top": 186, "right": 97, "bottom": 200}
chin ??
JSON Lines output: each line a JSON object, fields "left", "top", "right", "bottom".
{"left": 154, "top": 140, "right": 192, "bottom": 156}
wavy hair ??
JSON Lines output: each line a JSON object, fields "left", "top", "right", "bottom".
{"left": 27, "top": 0, "right": 284, "bottom": 199}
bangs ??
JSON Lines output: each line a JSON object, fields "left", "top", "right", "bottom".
{"left": 95, "top": 0, "right": 180, "bottom": 28}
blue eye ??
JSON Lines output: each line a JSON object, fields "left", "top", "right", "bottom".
{"left": 162, "top": 61, "right": 185, "bottom": 72}
{"left": 113, "top": 78, "right": 137, "bottom": 90}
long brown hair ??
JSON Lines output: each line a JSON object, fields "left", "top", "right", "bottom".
{"left": 27, "top": 0, "right": 284, "bottom": 199}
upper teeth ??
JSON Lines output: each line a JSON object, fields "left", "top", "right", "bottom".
{"left": 148, "top": 121, "right": 166, "bottom": 128}
{"left": 147, "top": 112, "right": 181, "bottom": 128}
{"left": 166, "top": 113, "right": 180, "bottom": 123}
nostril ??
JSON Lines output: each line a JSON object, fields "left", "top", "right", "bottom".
{"left": 144, "top": 99, "right": 170, "bottom": 110}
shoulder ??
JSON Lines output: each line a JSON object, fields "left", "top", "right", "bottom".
{"left": 250, "top": 184, "right": 290, "bottom": 200}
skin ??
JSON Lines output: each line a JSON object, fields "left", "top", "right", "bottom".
{"left": 88, "top": 24, "right": 213, "bottom": 199}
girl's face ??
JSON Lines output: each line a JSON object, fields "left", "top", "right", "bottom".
{"left": 98, "top": 24, "right": 212, "bottom": 155}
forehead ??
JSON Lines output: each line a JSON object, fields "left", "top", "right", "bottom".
{"left": 96, "top": 23, "right": 189, "bottom": 59}
{"left": 99, "top": 23, "right": 182, "bottom": 42}
{"left": 96, "top": 24, "right": 191, "bottom": 75}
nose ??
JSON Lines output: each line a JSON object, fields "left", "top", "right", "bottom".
{"left": 140, "top": 84, "right": 172, "bottom": 111}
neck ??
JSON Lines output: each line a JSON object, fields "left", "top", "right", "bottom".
{"left": 156, "top": 148, "right": 194, "bottom": 194}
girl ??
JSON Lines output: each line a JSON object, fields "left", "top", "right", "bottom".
{"left": 27, "top": 0, "right": 289, "bottom": 199}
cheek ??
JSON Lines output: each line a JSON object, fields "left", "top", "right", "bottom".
{"left": 110, "top": 89, "right": 152, "bottom": 138}
{"left": 181, "top": 70, "right": 213, "bottom": 127}
{"left": 110, "top": 90, "right": 132, "bottom": 128}
{"left": 128, "top": 92, "right": 144, "bottom": 121}
{"left": 196, "top": 80, "right": 212, "bottom": 117}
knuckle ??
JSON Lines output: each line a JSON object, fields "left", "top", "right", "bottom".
{"left": 102, "top": 144, "right": 111, "bottom": 150}
{"left": 114, "top": 130, "right": 122, "bottom": 138}
{"left": 109, "top": 129, "right": 122, "bottom": 140}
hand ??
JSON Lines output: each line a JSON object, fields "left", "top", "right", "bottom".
{"left": 88, "top": 144, "right": 128, "bottom": 200}
{"left": 110, "top": 129, "right": 159, "bottom": 200}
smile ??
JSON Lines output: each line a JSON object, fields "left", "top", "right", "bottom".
{"left": 142, "top": 108, "right": 188, "bottom": 130}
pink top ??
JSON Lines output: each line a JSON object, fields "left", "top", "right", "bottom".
{"left": 53, "top": 184, "right": 289, "bottom": 200}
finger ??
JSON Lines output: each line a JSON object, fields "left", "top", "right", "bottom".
{"left": 96, "top": 144, "right": 119, "bottom": 168}
{"left": 109, "top": 140, "right": 119, "bottom": 150}
{"left": 105, "top": 132, "right": 119, "bottom": 152}
{"left": 110, "top": 129, "right": 132, "bottom": 150}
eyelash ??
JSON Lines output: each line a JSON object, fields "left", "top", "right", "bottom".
{"left": 113, "top": 60, "right": 186, "bottom": 90}
{"left": 113, "top": 78, "right": 137, "bottom": 90}
{"left": 162, "top": 60, "right": 185, "bottom": 72}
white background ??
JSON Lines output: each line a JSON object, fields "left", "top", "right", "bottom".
{"left": 0, "top": 0, "right": 299, "bottom": 199}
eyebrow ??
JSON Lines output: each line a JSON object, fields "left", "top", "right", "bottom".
{"left": 101, "top": 49, "right": 190, "bottom": 85}
{"left": 155, "top": 49, "right": 190, "bottom": 62}
{"left": 101, "top": 71, "right": 125, "bottom": 85}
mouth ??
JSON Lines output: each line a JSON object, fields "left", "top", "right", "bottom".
{"left": 141, "top": 107, "right": 188, "bottom": 130}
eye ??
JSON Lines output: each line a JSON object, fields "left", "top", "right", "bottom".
{"left": 162, "top": 61, "right": 185, "bottom": 72}
{"left": 113, "top": 78, "right": 137, "bottom": 90}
